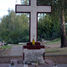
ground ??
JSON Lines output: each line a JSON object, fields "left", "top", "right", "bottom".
{"left": 0, "top": 39, "right": 67, "bottom": 67}
{"left": 0, "top": 64, "right": 67, "bottom": 67}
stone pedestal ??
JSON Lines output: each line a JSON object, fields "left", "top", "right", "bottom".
{"left": 23, "top": 42, "right": 45, "bottom": 64}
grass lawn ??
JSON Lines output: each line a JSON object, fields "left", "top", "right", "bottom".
{"left": 46, "top": 47, "right": 67, "bottom": 55}
{"left": 46, "top": 38, "right": 61, "bottom": 45}
{"left": 45, "top": 38, "right": 67, "bottom": 55}
{"left": 0, "top": 45, "right": 12, "bottom": 49}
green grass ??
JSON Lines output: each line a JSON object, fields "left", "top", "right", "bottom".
{"left": 44, "top": 38, "right": 67, "bottom": 55}
{"left": 0, "top": 45, "right": 12, "bottom": 49}
{"left": 46, "top": 38, "right": 61, "bottom": 45}
{"left": 46, "top": 47, "right": 67, "bottom": 55}
{"left": 46, "top": 48, "right": 59, "bottom": 53}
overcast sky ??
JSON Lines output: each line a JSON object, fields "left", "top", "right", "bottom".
{"left": 0, "top": 0, "right": 21, "bottom": 19}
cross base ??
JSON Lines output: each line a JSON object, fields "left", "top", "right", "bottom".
{"left": 23, "top": 42, "right": 45, "bottom": 49}
{"left": 23, "top": 42, "right": 45, "bottom": 64}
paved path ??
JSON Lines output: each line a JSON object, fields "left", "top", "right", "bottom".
{"left": 1, "top": 45, "right": 23, "bottom": 56}
{"left": 0, "top": 45, "right": 67, "bottom": 67}
{"left": 8, "top": 45, "right": 23, "bottom": 56}
{"left": 0, "top": 45, "right": 55, "bottom": 64}
{"left": 0, "top": 64, "right": 67, "bottom": 67}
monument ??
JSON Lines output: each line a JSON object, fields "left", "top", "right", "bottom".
{"left": 15, "top": 0, "right": 51, "bottom": 64}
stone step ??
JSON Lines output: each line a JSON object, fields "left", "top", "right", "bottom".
{"left": 0, "top": 64, "right": 67, "bottom": 67}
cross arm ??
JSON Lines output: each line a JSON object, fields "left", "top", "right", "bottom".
{"left": 15, "top": 5, "right": 31, "bottom": 13}
{"left": 37, "top": 6, "right": 51, "bottom": 12}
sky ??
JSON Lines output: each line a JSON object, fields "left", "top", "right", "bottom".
{"left": 0, "top": 0, "right": 21, "bottom": 19}
{"left": 0, "top": 0, "right": 46, "bottom": 21}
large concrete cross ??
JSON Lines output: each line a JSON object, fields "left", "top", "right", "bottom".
{"left": 15, "top": 0, "right": 51, "bottom": 42}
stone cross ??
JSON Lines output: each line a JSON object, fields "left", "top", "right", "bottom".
{"left": 15, "top": 0, "right": 51, "bottom": 42}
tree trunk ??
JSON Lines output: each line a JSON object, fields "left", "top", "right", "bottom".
{"left": 60, "top": 0, "right": 67, "bottom": 47}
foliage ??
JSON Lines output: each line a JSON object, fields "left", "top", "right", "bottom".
{"left": 0, "top": 10, "right": 61, "bottom": 43}
{"left": 65, "top": 25, "right": 67, "bottom": 34}
{"left": 38, "top": 0, "right": 67, "bottom": 47}
{"left": 46, "top": 38, "right": 61, "bottom": 45}
{"left": 1, "top": 45, "right": 11, "bottom": 49}
{"left": 38, "top": 14, "right": 60, "bottom": 41}
{"left": 0, "top": 11, "right": 29, "bottom": 44}
{"left": 37, "top": 0, "right": 51, "bottom": 5}
{"left": 0, "top": 0, "right": 67, "bottom": 44}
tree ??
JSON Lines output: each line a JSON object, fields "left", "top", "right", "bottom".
{"left": 38, "top": 0, "right": 67, "bottom": 47}
{"left": 21, "top": 0, "right": 29, "bottom": 5}
{"left": 38, "top": 14, "right": 60, "bottom": 41}
{"left": 59, "top": 0, "right": 67, "bottom": 47}
{"left": 0, "top": 11, "right": 29, "bottom": 44}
